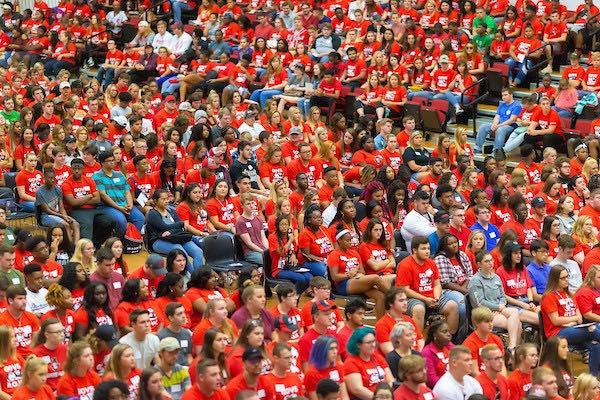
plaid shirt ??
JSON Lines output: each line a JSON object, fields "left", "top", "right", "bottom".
{"left": 434, "top": 251, "right": 474, "bottom": 286}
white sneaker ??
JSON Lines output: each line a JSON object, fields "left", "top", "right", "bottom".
{"left": 541, "top": 65, "right": 553, "bottom": 75}
{"left": 455, "top": 104, "right": 464, "bottom": 114}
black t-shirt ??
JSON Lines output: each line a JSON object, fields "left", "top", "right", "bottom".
{"left": 403, "top": 146, "right": 431, "bottom": 172}
{"left": 229, "top": 159, "right": 260, "bottom": 192}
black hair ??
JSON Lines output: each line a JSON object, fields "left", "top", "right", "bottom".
{"left": 93, "top": 380, "right": 129, "bottom": 400}
{"left": 156, "top": 272, "right": 184, "bottom": 298}
{"left": 121, "top": 278, "right": 142, "bottom": 303}
{"left": 24, "top": 235, "right": 46, "bottom": 252}
{"left": 166, "top": 249, "right": 188, "bottom": 276}
{"left": 188, "top": 268, "right": 213, "bottom": 289}
{"left": 344, "top": 298, "right": 368, "bottom": 320}
{"left": 82, "top": 281, "right": 113, "bottom": 330}
{"left": 46, "top": 225, "right": 74, "bottom": 258}
{"left": 276, "top": 282, "right": 297, "bottom": 302}
{"left": 58, "top": 261, "right": 89, "bottom": 292}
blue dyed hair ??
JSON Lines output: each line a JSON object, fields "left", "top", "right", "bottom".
{"left": 346, "top": 326, "right": 376, "bottom": 356}
{"left": 309, "top": 336, "right": 337, "bottom": 370}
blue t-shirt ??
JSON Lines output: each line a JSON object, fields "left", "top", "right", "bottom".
{"left": 527, "top": 261, "right": 551, "bottom": 295}
{"left": 470, "top": 221, "right": 500, "bottom": 252}
{"left": 496, "top": 100, "right": 522, "bottom": 127}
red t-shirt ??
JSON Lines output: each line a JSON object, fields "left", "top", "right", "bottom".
{"left": 477, "top": 371, "right": 509, "bottom": 400}
{"left": 496, "top": 267, "right": 533, "bottom": 298}
{"left": 297, "top": 227, "right": 334, "bottom": 264}
{"left": 541, "top": 291, "right": 578, "bottom": 338}
{"left": 192, "top": 317, "right": 238, "bottom": 355}
{"left": 206, "top": 197, "right": 237, "bottom": 226}
{"left": 182, "top": 385, "right": 230, "bottom": 400}
{"left": 462, "top": 332, "right": 504, "bottom": 371}
{"left": 574, "top": 286, "right": 600, "bottom": 317}
{"left": 15, "top": 169, "right": 43, "bottom": 201}
{"left": 396, "top": 256, "right": 439, "bottom": 298}
{"left": 286, "top": 158, "right": 323, "bottom": 189}
{"left": 304, "top": 363, "right": 345, "bottom": 393}
{"left": 343, "top": 354, "right": 388, "bottom": 392}
{"left": 374, "top": 312, "right": 423, "bottom": 350}
{"left": 263, "top": 371, "right": 305, "bottom": 400}
{"left": 359, "top": 242, "right": 394, "bottom": 275}
{"left": 56, "top": 370, "right": 101, "bottom": 399}
{"left": 33, "top": 343, "right": 67, "bottom": 390}
{"left": 531, "top": 108, "right": 563, "bottom": 136}
{"left": 0, "top": 355, "right": 24, "bottom": 395}
{"left": 176, "top": 202, "right": 210, "bottom": 233}
{"left": 11, "top": 384, "right": 54, "bottom": 400}
{"left": 432, "top": 69, "right": 457, "bottom": 91}
{"left": 327, "top": 248, "right": 362, "bottom": 284}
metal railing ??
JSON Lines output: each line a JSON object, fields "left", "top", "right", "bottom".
{"left": 460, "top": 77, "right": 489, "bottom": 138}
{"left": 524, "top": 42, "right": 552, "bottom": 73}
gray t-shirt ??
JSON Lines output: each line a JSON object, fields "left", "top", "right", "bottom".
{"left": 35, "top": 185, "right": 62, "bottom": 213}
{"left": 157, "top": 327, "right": 193, "bottom": 366}
{"left": 119, "top": 332, "right": 160, "bottom": 369}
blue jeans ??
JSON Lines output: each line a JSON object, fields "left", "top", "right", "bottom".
{"left": 157, "top": 74, "right": 177, "bottom": 90}
{"left": 475, "top": 123, "right": 515, "bottom": 153}
{"left": 162, "top": 79, "right": 181, "bottom": 95}
{"left": 297, "top": 98, "right": 311, "bottom": 118}
{"left": 96, "top": 66, "right": 116, "bottom": 90}
{"left": 276, "top": 269, "right": 313, "bottom": 293}
{"left": 433, "top": 92, "right": 461, "bottom": 107}
{"left": 102, "top": 206, "right": 145, "bottom": 238}
{"left": 442, "top": 289, "right": 467, "bottom": 341}
{"left": 41, "top": 214, "right": 68, "bottom": 227}
{"left": 250, "top": 89, "right": 283, "bottom": 108}
{"left": 506, "top": 57, "right": 533, "bottom": 84}
{"left": 19, "top": 201, "right": 35, "bottom": 213}
{"left": 300, "top": 261, "right": 327, "bottom": 277}
{"left": 408, "top": 91, "right": 434, "bottom": 100}
{"left": 152, "top": 239, "right": 204, "bottom": 272}
{"left": 503, "top": 126, "right": 528, "bottom": 153}
{"left": 44, "top": 59, "right": 73, "bottom": 77}
{"left": 245, "top": 250, "right": 264, "bottom": 265}
{"left": 558, "top": 325, "right": 600, "bottom": 375}
{"left": 171, "top": 0, "right": 192, "bottom": 23}
{"left": 553, "top": 106, "right": 572, "bottom": 118}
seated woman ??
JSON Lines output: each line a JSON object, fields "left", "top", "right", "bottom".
{"left": 269, "top": 215, "right": 313, "bottom": 295}
{"left": 304, "top": 336, "right": 349, "bottom": 400}
{"left": 328, "top": 226, "right": 389, "bottom": 317}
{"left": 571, "top": 215, "right": 598, "bottom": 266}
{"left": 185, "top": 269, "right": 235, "bottom": 326}
{"left": 575, "top": 265, "right": 600, "bottom": 323}
{"left": 420, "top": 318, "right": 454, "bottom": 388}
{"left": 359, "top": 219, "right": 396, "bottom": 284}
{"left": 541, "top": 264, "right": 600, "bottom": 379}
{"left": 145, "top": 190, "right": 204, "bottom": 272}
{"left": 297, "top": 205, "right": 334, "bottom": 277}
{"left": 539, "top": 336, "right": 574, "bottom": 399}
{"left": 386, "top": 321, "right": 420, "bottom": 389}
{"left": 328, "top": 199, "right": 361, "bottom": 249}
{"left": 403, "top": 131, "right": 431, "bottom": 181}
{"left": 434, "top": 234, "right": 473, "bottom": 339}
{"left": 468, "top": 251, "right": 523, "bottom": 355}
{"left": 358, "top": 201, "right": 395, "bottom": 248}
{"left": 495, "top": 241, "right": 540, "bottom": 326}
{"left": 344, "top": 327, "right": 394, "bottom": 400}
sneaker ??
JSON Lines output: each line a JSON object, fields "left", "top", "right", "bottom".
{"left": 541, "top": 64, "right": 553, "bottom": 75}
{"left": 86, "top": 57, "right": 95, "bottom": 67}
{"left": 455, "top": 104, "right": 464, "bottom": 114}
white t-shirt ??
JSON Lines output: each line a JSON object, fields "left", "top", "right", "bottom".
{"left": 550, "top": 258, "right": 582, "bottom": 293}
{"left": 119, "top": 332, "right": 160, "bottom": 369}
{"left": 433, "top": 372, "right": 483, "bottom": 400}
{"left": 25, "top": 287, "right": 51, "bottom": 316}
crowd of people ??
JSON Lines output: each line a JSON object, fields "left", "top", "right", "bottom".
{"left": 1, "top": 0, "right": 600, "bottom": 398}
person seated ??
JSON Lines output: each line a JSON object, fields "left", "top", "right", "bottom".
{"left": 462, "top": 306, "right": 505, "bottom": 376}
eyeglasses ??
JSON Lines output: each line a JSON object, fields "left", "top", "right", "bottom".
{"left": 559, "top": 274, "right": 570, "bottom": 280}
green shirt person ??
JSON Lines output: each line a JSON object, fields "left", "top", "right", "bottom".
{"left": 473, "top": 7, "right": 497, "bottom": 35}
{"left": 0, "top": 97, "right": 19, "bottom": 127}
{"left": 472, "top": 23, "right": 493, "bottom": 54}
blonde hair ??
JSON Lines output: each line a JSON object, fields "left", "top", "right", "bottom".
{"left": 459, "top": 167, "right": 478, "bottom": 191}
{"left": 572, "top": 215, "right": 598, "bottom": 247}
{"left": 64, "top": 341, "right": 92, "bottom": 375}
{"left": 203, "top": 299, "right": 236, "bottom": 342}
{"left": 0, "top": 326, "right": 15, "bottom": 361}
{"left": 581, "top": 265, "right": 600, "bottom": 291}
{"left": 454, "top": 128, "right": 469, "bottom": 156}
{"left": 21, "top": 356, "right": 47, "bottom": 387}
{"left": 71, "top": 239, "right": 96, "bottom": 274}
{"left": 106, "top": 344, "right": 132, "bottom": 380}
{"left": 573, "top": 373, "right": 599, "bottom": 400}
{"left": 467, "top": 229, "right": 486, "bottom": 252}
{"left": 317, "top": 140, "right": 335, "bottom": 161}
{"left": 583, "top": 158, "right": 598, "bottom": 181}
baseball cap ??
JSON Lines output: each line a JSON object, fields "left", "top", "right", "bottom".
{"left": 289, "top": 127, "right": 302, "bottom": 136}
{"left": 113, "top": 116, "right": 128, "bottom": 127}
{"left": 95, "top": 325, "right": 118, "bottom": 347}
{"left": 531, "top": 197, "right": 546, "bottom": 208}
{"left": 526, "top": 385, "right": 547, "bottom": 400}
{"left": 65, "top": 135, "right": 76, "bottom": 144}
{"left": 439, "top": 55, "right": 450, "bottom": 64}
{"left": 146, "top": 253, "right": 167, "bottom": 276}
{"left": 223, "top": 11, "right": 234, "bottom": 18}
{"left": 244, "top": 110, "right": 256, "bottom": 119}
{"left": 59, "top": 81, "right": 71, "bottom": 90}
{"left": 159, "top": 337, "right": 181, "bottom": 352}
{"left": 164, "top": 95, "right": 176, "bottom": 103}
{"left": 570, "top": 52, "right": 580, "bottom": 60}
{"left": 201, "top": 157, "right": 218, "bottom": 170}
{"left": 434, "top": 211, "right": 450, "bottom": 224}
{"left": 311, "top": 300, "right": 337, "bottom": 315}
{"left": 242, "top": 347, "right": 264, "bottom": 361}
{"left": 178, "top": 101, "right": 194, "bottom": 112}
{"left": 274, "top": 315, "right": 299, "bottom": 334}
{"left": 195, "top": 109, "right": 208, "bottom": 123}
{"left": 504, "top": 241, "right": 522, "bottom": 253}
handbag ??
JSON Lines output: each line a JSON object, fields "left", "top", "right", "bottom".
{"left": 162, "top": 230, "right": 193, "bottom": 244}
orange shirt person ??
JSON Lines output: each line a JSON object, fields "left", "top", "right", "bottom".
{"left": 11, "top": 356, "right": 55, "bottom": 400}
{"left": 182, "top": 358, "right": 230, "bottom": 400}
{"left": 462, "top": 306, "right": 505, "bottom": 376}
{"left": 56, "top": 341, "right": 102, "bottom": 400}
{"left": 0, "top": 285, "right": 40, "bottom": 358}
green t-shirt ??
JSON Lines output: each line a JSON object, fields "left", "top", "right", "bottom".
{"left": 0, "top": 110, "right": 19, "bottom": 126}
{"left": 472, "top": 34, "right": 493, "bottom": 53}
{"left": 473, "top": 15, "right": 497, "bottom": 34}
{"left": 0, "top": 268, "right": 24, "bottom": 287}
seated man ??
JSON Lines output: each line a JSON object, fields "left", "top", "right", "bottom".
{"left": 395, "top": 236, "right": 459, "bottom": 336}
{"left": 474, "top": 87, "right": 521, "bottom": 157}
